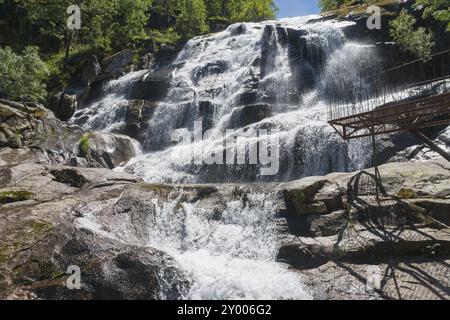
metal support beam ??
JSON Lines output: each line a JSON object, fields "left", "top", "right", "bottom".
{"left": 410, "top": 130, "right": 450, "bottom": 162}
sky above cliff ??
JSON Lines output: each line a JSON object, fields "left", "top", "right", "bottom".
{"left": 276, "top": 0, "right": 320, "bottom": 18}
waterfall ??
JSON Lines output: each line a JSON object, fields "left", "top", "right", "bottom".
{"left": 72, "top": 70, "right": 148, "bottom": 132}
{"left": 74, "top": 15, "right": 374, "bottom": 184}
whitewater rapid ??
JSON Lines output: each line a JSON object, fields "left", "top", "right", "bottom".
{"left": 73, "top": 15, "right": 374, "bottom": 184}
{"left": 72, "top": 15, "right": 381, "bottom": 300}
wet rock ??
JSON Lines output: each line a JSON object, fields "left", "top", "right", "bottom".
{"left": 192, "top": 61, "right": 229, "bottom": 85}
{"left": 156, "top": 44, "right": 180, "bottom": 64}
{"left": 198, "top": 101, "right": 215, "bottom": 132}
{"left": 113, "top": 100, "right": 157, "bottom": 140}
{"left": 76, "top": 132, "right": 141, "bottom": 169}
{"left": 260, "top": 25, "right": 278, "bottom": 78}
{"left": 230, "top": 104, "right": 272, "bottom": 128}
{"left": 100, "top": 49, "right": 135, "bottom": 80}
{"left": 236, "top": 89, "right": 259, "bottom": 106}
{"left": 107, "top": 248, "right": 190, "bottom": 300}
{"left": 129, "top": 70, "right": 171, "bottom": 101}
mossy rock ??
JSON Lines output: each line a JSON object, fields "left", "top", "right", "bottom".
{"left": 0, "top": 220, "right": 53, "bottom": 265}
{"left": 0, "top": 191, "right": 33, "bottom": 204}
{"left": 397, "top": 188, "right": 416, "bottom": 200}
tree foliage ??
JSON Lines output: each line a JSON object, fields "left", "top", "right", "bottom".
{"left": 174, "top": 0, "right": 208, "bottom": 40}
{"left": 0, "top": 0, "right": 278, "bottom": 101}
{"left": 0, "top": 46, "right": 49, "bottom": 102}
{"left": 389, "top": 9, "right": 435, "bottom": 59}
{"left": 79, "top": 0, "right": 154, "bottom": 52}
{"left": 415, "top": 0, "right": 450, "bottom": 31}
{"left": 318, "top": 0, "right": 339, "bottom": 11}
{"left": 0, "top": 0, "right": 154, "bottom": 54}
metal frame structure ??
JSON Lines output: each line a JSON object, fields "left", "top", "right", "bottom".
{"left": 327, "top": 49, "right": 450, "bottom": 163}
{"left": 327, "top": 49, "right": 450, "bottom": 200}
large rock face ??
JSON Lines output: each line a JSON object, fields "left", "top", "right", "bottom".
{"left": 0, "top": 99, "right": 142, "bottom": 170}
{"left": 100, "top": 49, "right": 135, "bottom": 80}
{"left": 49, "top": 92, "right": 78, "bottom": 121}
{"left": 276, "top": 160, "right": 450, "bottom": 300}
{"left": 0, "top": 99, "right": 82, "bottom": 162}
{"left": 0, "top": 162, "right": 191, "bottom": 300}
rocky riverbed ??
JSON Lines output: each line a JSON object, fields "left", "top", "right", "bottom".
{"left": 1, "top": 119, "right": 449, "bottom": 299}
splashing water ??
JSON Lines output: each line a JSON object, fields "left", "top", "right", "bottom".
{"left": 76, "top": 188, "right": 312, "bottom": 300}
{"left": 75, "top": 16, "right": 375, "bottom": 183}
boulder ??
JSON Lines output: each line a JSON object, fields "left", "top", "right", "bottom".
{"left": 106, "top": 100, "right": 157, "bottom": 141}
{"left": 276, "top": 158, "right": 450, "bottom": 301}
{"left": 49, "top": 92, "right": 78, "bottom": 121}
{"left": 76, "top": 132, "right": 141, "bottom": 169}
{"left": 0, "top": 99, "right": 82, "bottom": 155}
{"left": 129, "top": 67, "right": 172, "bottom": 101}
{"left": 100, "top": 49, "right": 135, "bottom": 80}
{"left": 0, "top": 162, "right": 204, "bottom": 300}
{"left": 70, "top": 55, "right": 101, "bottom": 87}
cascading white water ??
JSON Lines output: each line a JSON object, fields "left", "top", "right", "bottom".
{"left": 72, "top": 70, "right": 148, "bottom": 132}
{"left": 76, "top": 188, "right": 312, "bottom": 300}
{"left": 149, "top": 191, "right": 311, "bottom": 300}
{"left": 75, "top": 15, "right": 375, "bottom": 184}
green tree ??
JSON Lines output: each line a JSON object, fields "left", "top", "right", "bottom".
{"left": 0, "top": 46, "right": 49, "bottom": 102}
{"left": 318, "top": 0, "right": 340, "bottom": 11}
{"left": 415, "top": 0, "right": 450, "bottom": 31}
{"left": 175, "top": 0, "right": 209, "bottom": 40}
{"left": 79, "top": 0, "right": 153, "bottom": 53}
{"left": 228, "top": 0, "right": 278, "bottom": 22}
{"left": 389, "top": 9, "right": 435, "bottom": 59}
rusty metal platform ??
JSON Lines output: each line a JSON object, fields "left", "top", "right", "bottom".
{"left": 329, "top": 91, "right": 450, "bottom": 140}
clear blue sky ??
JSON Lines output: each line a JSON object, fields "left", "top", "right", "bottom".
{"left": 276, "top": 0, "right": 320, "bottom": 18}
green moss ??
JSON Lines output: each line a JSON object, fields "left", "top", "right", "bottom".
{"left": 31, "top": 109, "right": 47, "bottom": 119}
{"left": 0, "top": 191, "right": 33, "bottom": 204}
{"left": 0, "top": 245, "right": 9, "bottom": 263}
{"left": 295, "top": 191, "right": 308, "bottom": 204}
{"left": 79, "top": 132, "right": 95, "bottom": 155}
{"left": 30, "top": 220, "right": 53, "bottom": 234}
{"left": 397, "top": 188, "right": 416, "bottom": 200}
{"left": 0, "top": 280, "right": 7, "bottom": 293}
{"left": 0, "top": 106, "right": 18, "bottom": 118}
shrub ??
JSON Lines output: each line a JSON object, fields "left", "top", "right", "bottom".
{"left": 0, "top": 46, "right": 49, "bottom": 102}
{"left": 389, "top": 9, "right": 435, "bottom": 59}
